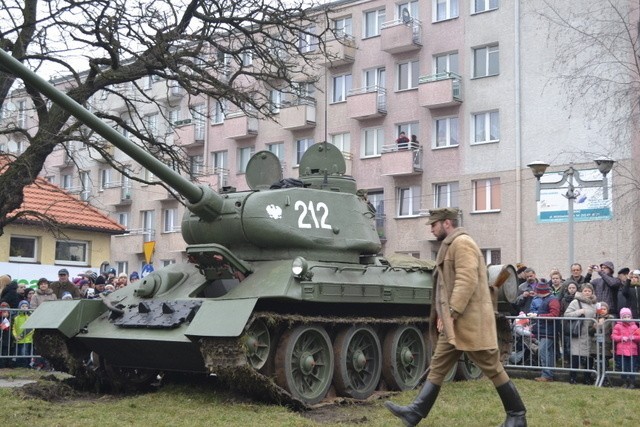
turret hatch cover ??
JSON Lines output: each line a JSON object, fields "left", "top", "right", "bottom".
{"left": 299, "top": 141, "right": 346, "bottom": 176}
{"left": 245, "top": 150, "right": 283, "bottom": 190}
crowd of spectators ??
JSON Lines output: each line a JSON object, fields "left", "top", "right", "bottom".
{"left": 510, "top": 262, "right": 640, "bottom": 388}
{"left": 0, "top": 267, "right": 140, "bottom": 369}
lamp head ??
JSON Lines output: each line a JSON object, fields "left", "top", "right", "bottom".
{"left": 527, "top": 161, "right": 549, "bottom": 179}
{"left": 594, "top": 157, "right": 614, "bottom": 176}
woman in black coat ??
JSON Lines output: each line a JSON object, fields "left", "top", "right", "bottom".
{"left": 0, "top": 280, "right": 22, "bottom": 308}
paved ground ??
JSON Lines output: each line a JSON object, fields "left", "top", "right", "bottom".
{"left": 0, "top": 378, "right": 37, "bottom": 388}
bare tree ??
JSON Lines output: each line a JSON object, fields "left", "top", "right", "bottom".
{"left": 0, "top": 0, "right": 335, "bottom": 234}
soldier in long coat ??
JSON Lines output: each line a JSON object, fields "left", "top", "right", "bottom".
{"left": 385, "top": 208, "right": 527, "bottom": 427}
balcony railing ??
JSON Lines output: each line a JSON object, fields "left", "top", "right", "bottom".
{"left": 280, "top": 98, "right": 316, "bottom": 130}
{"left": 321, "top": 34, "right": 356, "bottom": 67}
{"left": 380, "top": 142, "right": 423, "bottom": 176}
{"left": 380, "top": 18, "right": 423, "bottom": 54}
{"left": 418, "top": 72, "right": 463, "bottom": 108}
{"left": 346, "top": 86, "right": 387, "bottom": 120}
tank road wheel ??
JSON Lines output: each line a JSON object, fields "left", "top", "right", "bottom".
{"left": 382, "top": 325, "right": 427, "bottom": 391}
{"left": 275, "top": 324, "right": 334, "bottom": 405}
{"left": 243, "top": 319, "right": 272, "bottom": 372}
{"left": 455, "top": 353, "right": 484, "bottom": 381}
{"left": 332, "top": 325, "right": 382, "bottom": 399}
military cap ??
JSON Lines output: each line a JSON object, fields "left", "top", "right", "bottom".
{"left": 426, "top": 207, "right": 459, "bottom": 225}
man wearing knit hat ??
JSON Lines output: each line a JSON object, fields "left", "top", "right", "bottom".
{"left": 51, "top": 268, "right": 81, "bottom": 300}
{"left": 385, "top": 208, "right": 527, "bottom": 427}
{"left": 587, "top": 261, "right": 622, "bottom": 316}
{"left": 530, "top": 281, "right": 561, "bottom": 382}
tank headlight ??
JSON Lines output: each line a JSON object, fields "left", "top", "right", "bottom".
{"left": 292, "top": 257, "right": 309, "bottom": 279}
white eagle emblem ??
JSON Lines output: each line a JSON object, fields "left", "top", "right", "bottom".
{"left": 266, "top": 204, "right": 282, "bottom": 219}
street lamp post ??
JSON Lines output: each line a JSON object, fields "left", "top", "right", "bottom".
{"left": 527, "top": 158, "right": 615, "bottom": 266}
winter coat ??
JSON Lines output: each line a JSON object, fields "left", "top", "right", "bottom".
{"left": 12, "top": 312, "right": 33, "bottom": 344}
{"left": 0, "top": 281, "right": 21, "bottom": 308}
{"left": 0, "top": 314, "right": 11, "bottom": 354}
{"left": 590, "top": 261, "right": 622, "bottom": 314}
{"left": 564, "top": 292, "right": 596, "bottom": 357}
{"left": 611, "top": 321, "right": 640, "bottom": 356}
{"left": 30, "top": 288, "right": 57, "bottom": 310}
{"left": 561, "top": 292, "right": 575, "bottom": 316}
{"left": 50, "top": 280, "right": 81, "bottom": 299}
{"left": 429, "top": 227, "right": 496, "bottom": 351}
{"left": 621, "top": 280, "right": 640, "bottom": 319}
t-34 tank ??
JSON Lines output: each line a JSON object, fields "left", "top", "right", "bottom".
{"left": 1, "top": 50, "right": 517, "bottom": 407}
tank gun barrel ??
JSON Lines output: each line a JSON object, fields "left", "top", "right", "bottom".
{"left": 0, "top": 49, "right": 222, "bottom": 220}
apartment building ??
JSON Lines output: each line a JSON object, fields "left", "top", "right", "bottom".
{"left": 3, "top": 0, "right": 638, "bottom": 276}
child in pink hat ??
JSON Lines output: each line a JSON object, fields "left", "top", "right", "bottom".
{"left": 611, "top": 308, "right": 639, "bottom": 388}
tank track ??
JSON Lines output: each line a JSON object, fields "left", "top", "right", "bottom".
{"left": 198, "top": 311, "right": 428, "bottom": 410}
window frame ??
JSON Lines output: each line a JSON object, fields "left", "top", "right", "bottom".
{"left": 433, "top": 0, "right": 459, "bottom": 22}
{"left": 54, "top": 239, "right": 89, "bottom": 266}
{"left": 330, "top": 133, "right": 351, "bottom": 155}
{"left": 363, "top": 8, "right": 386, "bottom": 38}
{"left": 471, "top": 110, "right": 500, "bottom": 145}
{"left": 295, "top": 138, "right": 315, "bottom": 165}
{"left": 397, "top": 59, "right": 420, "bottom": 91}
{"left": 433, "top": 182, "right": 459, "bottom": 208}
{"left": 192, "top": 104, "right": 206, "bottom": 140}
{"left": 331, "top": 73, "right": 352, "bottom": 103}
{"left": 9, "top": 235, "right": 38, "bottom": 262}
{"left": 473, "top": 44, "right": 499, "bottom": 78}
{"left": 267, "top": 142, "right": 285, "bottom": 162}
{"left": 237, "top": 146, "right": 255, "bottom": 173}
{"left": 472, "top": 178, "right": 501, "bottom": 212}
{"left": 397, "top": 185, "right": 422, "bottom": 218}
{"left": 472, "top": 0, "right": 499, "bottom": 14}
{"left": 163, "top": 208, "right": 179, "bottom": 233}
{"left": 434, "top": 51, "right": 459, "bottom": 74}
{"left": 361, "top": 127, "right": 384, "bottom": 158}
{"left": 434, "top": 116, "right": 459, "bottom": 148}
{"left": 333, "top": 16, "right": 353, "bottom": 37}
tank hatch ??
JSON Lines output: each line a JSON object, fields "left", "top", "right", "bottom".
{"left": 298, "top": 142, "right": 356, "bottom": 193}
{"left": 246, "top": 150, "right": 283, "bottom": 190}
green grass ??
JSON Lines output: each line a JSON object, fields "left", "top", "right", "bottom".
{"left": 0, "top": 374, "right": 638, "bottom": 426}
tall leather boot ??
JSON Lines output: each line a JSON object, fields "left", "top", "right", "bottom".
{"left": 496, "top": 381, "right": 527, "bottom": 427}
{"left": 384, "top": 381, "right": 440, "bottom": 427}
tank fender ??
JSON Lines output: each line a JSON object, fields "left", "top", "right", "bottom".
{"left": 23, "top": 299, "right": 107, "bottom": 338}
{"left": 185, "top": 298, "right": 258, "bottom": 338}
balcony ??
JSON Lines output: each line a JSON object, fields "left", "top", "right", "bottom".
{"left": 346, "top": 86, "right": 387, "bottom": 120}
{"left": 173, "top": 120, "right": 205, "bottom": 147}
{"left": 113, "top": 228, "right": 156, "bottom": 253}
{"left": 224, "top": 112, "right": 258, "bottom": 139}
{"left": 380, "top": 142, "right": 423, "bottom": 176}
{"left": 280, "top": 99, "right": 316, "bottom": 130}
{"left": 380, "top": 19, "right": 423, "bottom": 54}
{"left": 320, "top": 35, "right": 356, "bottom": 67}
{"left": 418, "top": 72, "right": 463, "bottom": 109}
{"left": 88, "top": 143, "right": 115, "bottom": 162}
{"left": 192, "top": 167, "right": 226, "bottom": 190}
{"left": 102, "top": 183, "right": 133, "bottom": 206}
{"left": 49, "top": 147, "right": 75, "bottom": 168}
{"left": 167, "top": 84, "right": 186, "bottom": 100}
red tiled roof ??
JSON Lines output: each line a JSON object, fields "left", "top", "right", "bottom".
{"left": 10, "top": 177, "right": 125, "bottom": 234}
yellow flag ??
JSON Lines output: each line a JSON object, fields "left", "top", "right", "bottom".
{"left": 143, "top": 241, "right": 155, "bottom": 264}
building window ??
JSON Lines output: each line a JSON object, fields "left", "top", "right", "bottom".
{"left": 434, "top": 0, "right": 459, "bottom": 22}
{"left": 80, "top": 171, "right": 91, "bottom": 201}
{"left": 298, "top": 26, "right": 317, "bottom": 53}
{"left": 397, "top": 186, "right": 421, "bottom": 217}
{"left": 473, "top": 0, "right": 499, "bottom": 14}
{"left": 62, "top": 174, "right": 72, "bottom": 190}
{"left": 99, "top": 168, "right": 111, "bottom": 190}
{"left": 144, "top": 113, "right": 159, "bottom": 138}
{"left": 211, "top": 100, "right": 226, "bottom": 124}
{"left": 473, "top": 178, "right": 501, "bottom": 212}
{"left": 473, "top": 44, "right": 499, "bottom": 78}
{"left": 192, "top": 104, "right": 206, "bottom": 140}
{"left": 363, "top": 8, "right": 385, "bottom": 38}
{"left": 397, "top": 123, "right": 420, "bottom": 143}
{"left": 434, "top": 117, "right": 459, "bottom": 148}
{"left": 363, "top": 67, "right": 386, "bottom": 92}
{"left": 333, "top": 16, "right": 353, "bottom": 37}
{"left": 238, "top": 146, "right": 255, "bottom": 173}
{"left": 397, "top": 60, "right": 419, "bottom": 91}
{"left": 117, "top": 212, "right": 129, "bottom": 229}
{"left": 332, "top": 74, "right": 352, "bottom": 103}
{"left": 472, "top": 111, "right": 500, "bottom": 144}
{"left": 269, "top": 89, "right": 283, "bottom": 113}
{"left": 162, "top": 259, "right": 176, "bottom": 267}
{"left": 330, "top": 133, "right": 351, "bottom": 155}
{"left": 163, "top": 208, "right": 179, "bottom": 233}
{"left": 17, "top": 100, "right": 27, "bottom": 128}
{"left": 143, "top": 75, "right": 153, "bottom": 90}
{"left": 242, "top": 50, "right": 253, "bottom": 67}
{"left": 482, "top": 249, "right": 501, "bottom": 264}
{"left": 116, "top": 261, "right": 128, "bottom": 275}
{"left": 434, "top": 182, "right": 459, "bottom": 208}
{"left": 189, "top": 155, "right": 204, "bottom": 178}
{"left": 398, "top": 1, "right": 419, "bottom": 20}
{"left": 168, "top": 109, "right": 180, "bottom": 130}
{"left": 9, "top": 236, "right": 38, "bottom": 262}
{"left": 368, "top": 190, "right": 385, "bottom": 238}
{"left": 296, "top": 138, "right": 314, "bottom": 165}
{"left": 435, "top": 52, "right": 459, "bottom": 74}
{"left": 212, "top": 150, "right": 228, "bottom": 187}
{"left": 362, "top": 127, "right": 384, "bottom": 157}
{"left": 55, "top": 240, "right": 88, "bottom": 265}
{"left": 141, "top": 210, "right": 155, "bottom": 243}
{"left": 267, "top": 143, "right": 285, "bottom": 162}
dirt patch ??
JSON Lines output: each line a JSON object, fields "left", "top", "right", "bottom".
{"left": 18, "top": 374, "right": 116, "bottom": 403}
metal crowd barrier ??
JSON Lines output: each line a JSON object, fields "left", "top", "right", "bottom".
{"left": 504, "top": 315, "right": 640, "bottom": 387}
{"left": 0, "top": 307, "right": 40, "bottom": 368}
